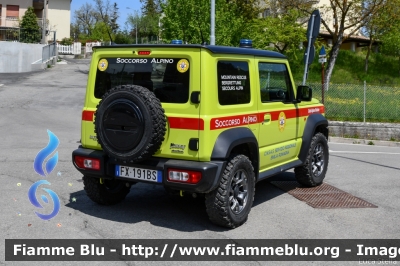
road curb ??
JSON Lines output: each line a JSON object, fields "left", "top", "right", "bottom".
{"left": 328, "top": 136, "right": 400, "bottom": 147}
{"left": 329, "top": 121, "right": 400, "bottom": 143}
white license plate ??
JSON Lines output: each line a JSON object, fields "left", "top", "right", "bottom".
{"left": 115, "top": 165, "right": 162, "bottom": 183}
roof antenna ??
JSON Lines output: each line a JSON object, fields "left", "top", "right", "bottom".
{"left": 195, "top": 11, "right": 207, "bottom": 45}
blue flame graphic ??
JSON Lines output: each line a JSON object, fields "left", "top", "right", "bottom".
{"left": 33, "top": 130, "right": 59, "bottom": 176}
{"left": 28, "top": 180, "right": 60, "bottom": 220}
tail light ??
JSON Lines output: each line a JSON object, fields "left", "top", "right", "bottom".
{"left": 167, "top": 169, "right": 201, "bottom": 184}
{"left": 74, "top": 156, "right": 100, "bottom": 170}
{"left": 137, "top": 51, "right": 151, "bottom": 55}
{"left": 82, "top": 110, "right": 95, "bottom": 121}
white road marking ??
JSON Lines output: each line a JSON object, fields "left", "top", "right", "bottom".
{"left": 329, "top": 142, "right": 400, "bottom": 148}
{"left": 0, "top": 84, "right": 4, "bottom": 87}
{"left": 330, "top": 150, "right": 400, "bottom": 155}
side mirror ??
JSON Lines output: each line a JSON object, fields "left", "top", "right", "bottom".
{"left": 296, "top": 85, "right": 312, "bottom": 102}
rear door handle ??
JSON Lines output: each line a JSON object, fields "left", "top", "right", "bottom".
{"left": 263, "top": 114, "right": 271, "bottom": 124}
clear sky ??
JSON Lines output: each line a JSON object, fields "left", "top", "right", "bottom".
{"left": 71, "top": 0, "right": 143, "bottom": 30}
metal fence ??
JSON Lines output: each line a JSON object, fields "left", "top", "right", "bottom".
{"left": 305, "top": 82, "right": 400, "bottom": 123}
{"left": 42, "top": 42, "right": 56, "bottom": 63}
{"left": 0, "top": 28, "right": 41, "bottom": 43}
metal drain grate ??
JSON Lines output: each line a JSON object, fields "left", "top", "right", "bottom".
{"left": 270, "top": 181, "right": 377, "bottom": 209}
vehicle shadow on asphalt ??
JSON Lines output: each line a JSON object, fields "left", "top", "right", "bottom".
{"left": 253, "top": 171, "right": 296, "bottom": 207}
{"left": 65, "top": 173, "right": 292, "bottom": 232}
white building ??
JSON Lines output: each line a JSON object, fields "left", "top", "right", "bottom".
{"left": 0, "top": 0, "right": 71, "bottom": 42}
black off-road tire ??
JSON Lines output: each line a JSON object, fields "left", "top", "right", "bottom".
{"left": 295, "top": 132, "right": 329, "bottom": 187}
{"left": 94, "top": 85, "right": 166, "bottom": 162}
{"left": 83, "top": 175, "right": 131, "bottom": 205}
{"left": 205, "top": 155, "right": 255, "bottom": 228}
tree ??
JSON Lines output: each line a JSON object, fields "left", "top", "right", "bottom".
{"left": 363, "top": 0, "right": 400, "bottom": 72}
{"left": 136, "top": 0, "right": 162, "bottom": 41}
{"left": 126, "top": 11, "right": 142, "bottom": 43}
{"left": 94, "top": 0, "right": 118, "bottom": 42}
{"left": 380, "top": 24, "right": 400, "bottom": 75}
{"left": 140, "top": 0, "right": 161, "bottom": 15}
{"left": 60, "top": 37, "right": 74, "bottom": 45}
{"left": 287, "top": 0, "right": 386, "bottom": 84}
{"left": 160, "top": 0, "right": 258, "bottom": 45}
{"left": 72, "top": 0, "right": 120, "bottom": 42}
{"left": 317, "top": 0, "right": 385, "bottom": 84}
{"left": 230, "top": 0, "right": 264, "bottom": 20}
{"left": 20, "top": 7, "right": 41, "bottom": 43}
{"left": 114, "top": 30, "right": 133, "bottom": 44}
{"left": 91, "top": 21, "right": 113, "bottom": 41}
{"left": 110, "top": 3, "right": 119, "bottom": 33}
{"left": 248, "top": 9, "right": 306, "bottom": 56}
{"left": 73, "top": 3, "right": 98, "bottom": 36}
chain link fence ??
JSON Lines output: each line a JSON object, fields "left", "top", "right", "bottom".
{"left": 305, "top": 82, "right": 400, "bottom": 123}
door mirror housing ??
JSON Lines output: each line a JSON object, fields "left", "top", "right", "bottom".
{"left": 296, "top": 85, "right": 312, "bottom": 102}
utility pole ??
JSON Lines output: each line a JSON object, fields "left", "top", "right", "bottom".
{"left": 319, "top": 46, "right": 327, "bottom": 104}
{"left": 210, "top": 0, "right": 215, "bottom": 45}
{"left": 41, "top": 0, "right": 48, "bottom": 44}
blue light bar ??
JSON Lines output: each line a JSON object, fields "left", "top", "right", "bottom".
{"left": 171, "top": 40, "right": 183, "bottom": 44}
{"left": 239, "top": 39, "right": 252, "bottom": 48}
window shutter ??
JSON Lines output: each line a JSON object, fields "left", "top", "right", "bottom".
{"left": 6, "top": 5, "right": 19, "bottom": 17}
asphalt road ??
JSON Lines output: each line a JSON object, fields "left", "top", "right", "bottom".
{"left": 1, "top": 60, "right": 400, "bottom": 266}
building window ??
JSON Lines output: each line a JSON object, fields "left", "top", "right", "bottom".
{"left": 217, "top": 61, "right": 251, "bottom": 105}
{"left": 94, "top": 57, "right": 190, "bottom": 104}
{"left": 6, "top": 5, "right": 19, "bottom": 20}
{"left": 259, "top": 62, "right": 292, "bottom": 103}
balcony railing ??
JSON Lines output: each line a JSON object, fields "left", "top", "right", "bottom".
{"left": 6, "top": 16, "right": 19, "bottom": 21}
{"left": 0, "top": 17, "right": 19, "bottom": 27}
{"left": 0, "top": 17, "right": 44, "bottom": 28}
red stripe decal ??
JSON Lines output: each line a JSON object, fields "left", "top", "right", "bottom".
{"left": 82, "top": 106, "right": 324, "bottom": 130}
{"left": 298, "top": 106, "right": 325, "bottom": 117}
{"left": 82, "top": 110, "right": 95, "bottom": 121}
{"left": 210, "top": 106, "right": 324, "bottom": 130}
{"left": 168, "top": 117, "right": 204, "bottom": 130}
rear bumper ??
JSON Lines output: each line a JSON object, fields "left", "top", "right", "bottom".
{"left": 72, "top": 146, "right": 225, "bottom": 193}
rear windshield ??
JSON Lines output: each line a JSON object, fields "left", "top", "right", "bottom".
{"left": 94, "top": 57, "right": 190, "bottom": 103}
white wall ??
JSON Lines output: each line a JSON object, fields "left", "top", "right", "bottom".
{"left": 317, "top": 0, "right": 362, "bottom": 36}
{"left": 0, "top": 41, "right": 44, "bottom": 73}
{"left": 48, "top": 0, "right": 70, "bottom": 41}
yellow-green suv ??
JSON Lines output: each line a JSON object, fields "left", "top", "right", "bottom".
{"left": 72, "top": 40, "right": 329, "bottom": 228}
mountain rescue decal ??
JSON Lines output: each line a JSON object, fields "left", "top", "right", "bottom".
{"left": 211, "top": 114, "right": 259, "bottom": 130}
{"left": 278, "top": 112, "right": 286, "bottom": 132}
{"left": 98, "top": 59, "right": 108, "bottom": 71}
{"left": 177, "top": 59, "right": 189, "bottom": 73}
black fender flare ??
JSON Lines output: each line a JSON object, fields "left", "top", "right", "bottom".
{"left": 298, "top": 113, "right": 329, "bottom": 163}
{"left": 211, "top": 127, "right": 259, "bottom": 178}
